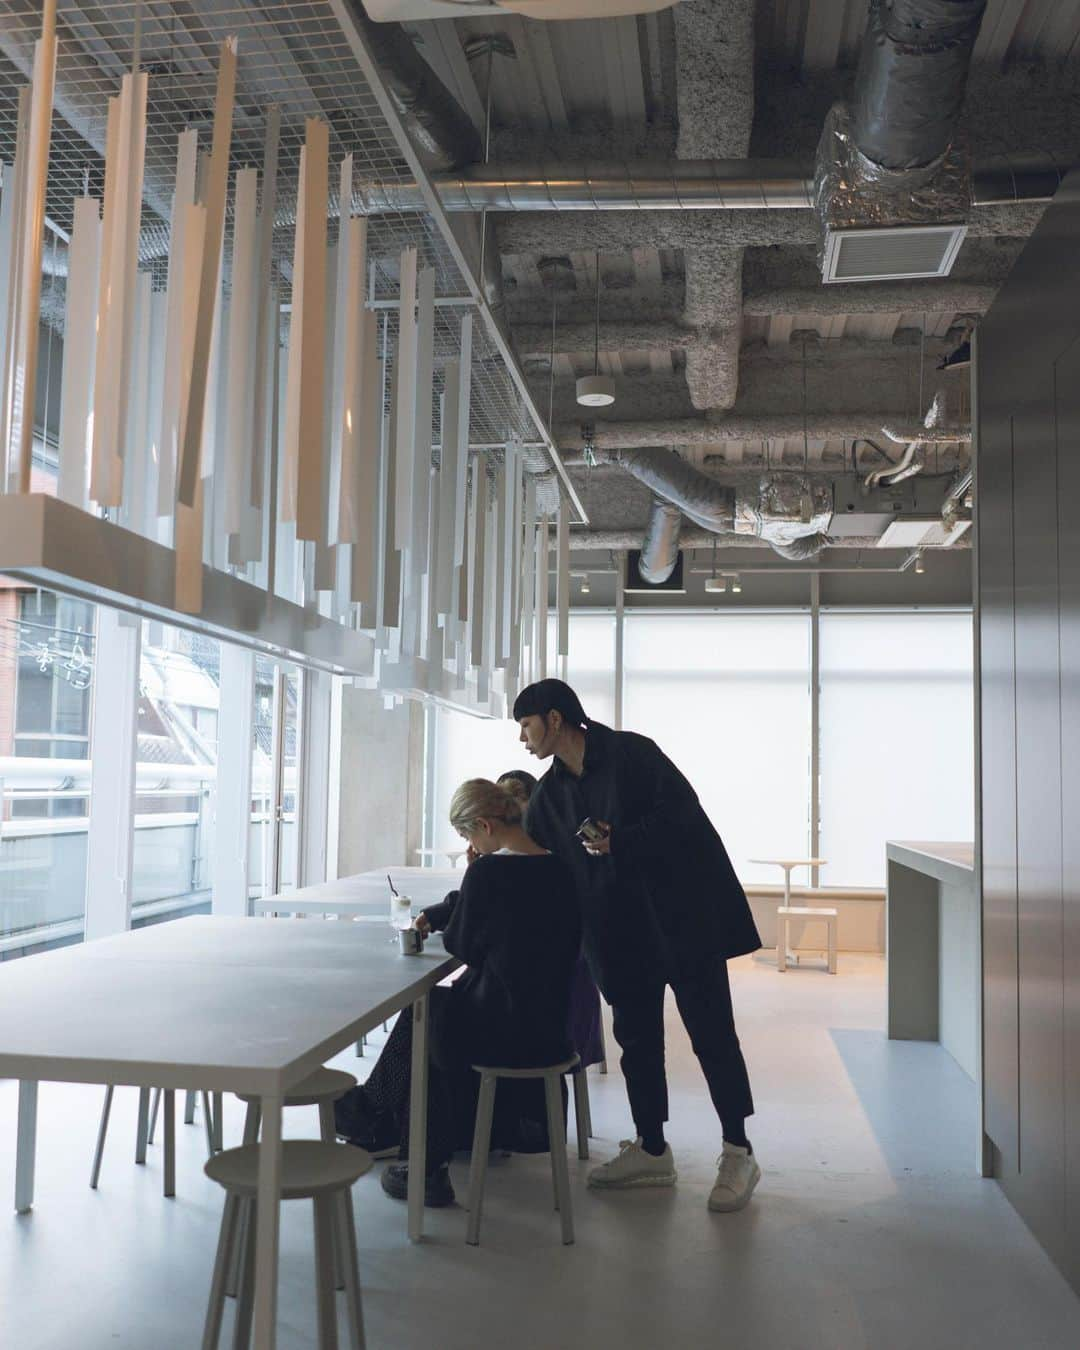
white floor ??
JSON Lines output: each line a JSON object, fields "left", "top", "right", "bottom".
{"left": 2, "top": 952, "right": 1079, "bottom": 1350}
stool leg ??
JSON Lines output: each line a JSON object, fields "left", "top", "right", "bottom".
{"left": 185, "top": 1090, "right": 197, "bottom": 1125}
{"left": 336, "top": 1189, "right": 367, "bottom": 1350}
{"left": 202, "top": 1193, "right": 241, "bottom": 1350}
{"left": 147, "top": 1087, "right": 162, "bottom": 1146}
{"left": 319, "top": 1102, "right": 346, "bottom": 1292}
{"left": 828, "top": 916, "right": 838, "bottom": 975}
{"left": 232, "top": 1200, "right": 257, "bottom": 1350}
{"left": 202, "top": 1092, "right": 216, "bottom": 1159}
{"left": 135, "top": 1087, "right": 151, "bottom": 1164}
{"left": 226, "top": 1107, "right": 262, "bottom": 1300}
{"left": 213, "top": 1093, "right": 224, "bottom": 1153}
{"left": 90, "top": 1086, "right": 114, "bottom": 1189}
{"left": 465, "top": 1074, "right": 497, "bottom": 1247}
{"left": 777, "top": 912, "right": 787, "bottom": 972}
{"left": 598, "top": 1015, "right": 608, "bottom": 1074}
{"left": 571, "top": 1070, "right": 590, "bottom": 1162}
{"left": 163, "top": 1090, "right": 176, "bottom": 1198}
{"left": 313, "top": 1193, "right": 340, "bottom": 1350}
{"left": 544, "top": 1075, "right": 574, "bottom": 1245}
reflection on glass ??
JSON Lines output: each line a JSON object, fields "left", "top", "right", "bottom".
{"left": 249, "top": 657, "right": 300, "bottom": 902}
{"left": 132, "top": 624, "right": 221, "bottom": 919}
{"left": 0, "top": 579, "right": 96, "bottom": 950}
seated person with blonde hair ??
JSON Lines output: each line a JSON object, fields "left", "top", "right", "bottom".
{"left": 335, "top": 777, "right": 581, "bottom": 1207}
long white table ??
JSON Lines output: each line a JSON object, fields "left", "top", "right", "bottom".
{"left": 252, "top": 866, "right": 463, "bottom": 919}
{"left": 0, "top": 915, "right": 460, "bottom": 1349}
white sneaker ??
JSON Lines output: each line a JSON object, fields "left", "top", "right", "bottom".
{"left": 708, "top": 1143, "right": 761, "bottom": 1212}
{"left": 587, "top": 1138, "right": 677, "bottom": 1190}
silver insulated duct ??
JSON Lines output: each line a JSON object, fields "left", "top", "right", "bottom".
{"left": 639, "top": 498, "right": 683, "bottom": 584}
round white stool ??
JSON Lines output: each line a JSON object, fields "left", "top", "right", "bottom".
{"left": 227, "top": 1067, "right": 357, "bottom": 1299}
{"left": 203, "top": 1140, "right": 371, "bottom": 1350}
{"left": 465, "top": 1054, "right": 581, "bottom": 1247}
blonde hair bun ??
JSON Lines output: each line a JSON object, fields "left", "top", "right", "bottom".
{"left": 448, "top": 778, "right": 523, "bottom": 834}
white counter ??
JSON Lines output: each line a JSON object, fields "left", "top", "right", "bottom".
{"left": 885, "top": 841, "right": 977, "bottom": 1081}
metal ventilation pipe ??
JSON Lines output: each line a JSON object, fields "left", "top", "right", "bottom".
{"left": 638, "top": 498, "right": 683, "bottom": 584}
{"left": 852, "top": 0, "right": 987, "bottom": 179}
{"left": 347, "top": 4, "right": 482, "bottom": 173}
{"left": 357, "top": 155, "right": 1062, "bottom": 212}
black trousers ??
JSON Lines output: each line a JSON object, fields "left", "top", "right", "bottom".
{"left": 604, "top": 953, "right": 754, "bottom": 1135}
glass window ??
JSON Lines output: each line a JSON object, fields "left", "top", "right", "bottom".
{"left": 249, "top": 656, "right": 301, "bottom": 901}
{"left": 547, "top": 612, "right": 617, "bottom": 728}
{"left": 0, "top": 579, "right": 96, "bottom": 950}
{"left": 623, "top": 613, "right": 812, "bottom": 885}
{"left": 132, "top": 624, "right": 221, "bottom": 918}
{"left": 819, "top": 611, "right": 974, "bottom": 887}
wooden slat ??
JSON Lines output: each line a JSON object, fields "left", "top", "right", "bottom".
{"left": 57, "top": 197, "right": 101, "bottom": 509}
{"left": 294, "top": 117, "right": 329, "bottom": 543}
{"left": 394, "top": 246, "right": 417, "bottom": 552}
{"left": 224, "top": 167, "right": 258, "bottom": 538}
{"left": 157, "top": 129, "right": 198, "bottom": 521}
{"left": 177, "top": 39, "right": 236, "bottom": 508}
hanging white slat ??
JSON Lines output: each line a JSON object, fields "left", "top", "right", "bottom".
{"left": 381, "top": 350, "right": 402, "bottom": 638}
{"left": 393, "top": 247, "right": 417, "bottom": 551}
{"left": 280, "top": 146, "right": 305, "bottom": 526}
{"left": 349, "top": 313, "right": 380, "bottom": 613}
{"left": 56, "top": 197, "right": 101, "bottom": 508}
{"left": 327, "top": 155, "right": 352, "bottom": 544}
{"left": 557, "top": 505, "right": 570, "bottom": 658}
{"left": 122, "top": 271, "right": 152, "bottom": 535}
{"left": 144, "top": 291, "right": 167, "bottom": 541}
{"left": 452, "top": 315, "right": 472, "bottom": 564}
{"left": 157, "top": 128, "right": 198, "bottom": 520}
{"left": 412, "top": 266, "right": 435, "bottom": 572}
{"left": 0, "top": 160, "right": 15, "bottom": 454}
{"left": 424, "top": 432, "right": 442, "bottom": 671}
{"left": 507, "top": 445, "right": 523, "bottom": 675}
{"left": 434, "top": 360, "right": 459, "bottom": 620}
{"left": 481, "top": 499, "right": 499, "bottom": 702}
{"left": 537, "top": 519, "right": 550, "bottom": 679}
{"left": 470, "top": 472, "right": 488, "bottom": 669}
{"left": 248, "top": 104, "right": 280, "bottom": 549}
{"left": 521, "top": 481, "right": 536, "bottom": 684}
{"left": 9, "top": 14, "right": 57, "bottom": 494}
{"left": 294, "top": 117, "right": 329, "bottom": 543}
{"left": 177, "top": 38, "right": 236, "bottom": 509}
{"left": 334, "top": 215, "right": 368, "bottom": 545}
{"left": 172, "top": 203, "right": 208, "bottom": 611}
{"left": 313, "top": 236, "right": 338, "bottom": 590}
{"left": 224, "top": 167, "right": 258, "bottom": 537}
{"left": 455, "top": 470, "right": 476, "bottom": 687}
{"left": 494, "top": 454, "right": 511, "bottom": 668}
{"left": 0, "top": 94, "right": 29, "bottom": 494}
{"left": 114, "top": 70, "right": 148, "bottom": 499}
{"left": 88, "top": 86, "right": 125, "bottom": 506}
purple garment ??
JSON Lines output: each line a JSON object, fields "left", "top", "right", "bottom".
{"left": 569, "top": 954, "right": 604, "bottom": 1068}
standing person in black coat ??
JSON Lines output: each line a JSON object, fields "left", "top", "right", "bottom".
{"left": 513, "top": 678, "right": 762, "bottom": 1212}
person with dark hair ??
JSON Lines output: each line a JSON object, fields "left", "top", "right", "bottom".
{"left": 496, "top": 768, "right": 539, "bottom": 809}
{"left": 512, "top": 677, "right": 762, "bottom": 1212}
{"left": 335, "top": 777, "right": 581, "bottom": 1207}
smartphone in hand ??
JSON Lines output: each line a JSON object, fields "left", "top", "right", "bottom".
{"left": 576, "top": 818, "right": 610, "bottom": 845}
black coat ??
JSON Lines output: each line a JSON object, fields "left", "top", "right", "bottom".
{"left": 524, "top": 722, "right": 761, "bottom": 994}
{"left": 422, "top": 851, "right": 581, "bottom": 1069}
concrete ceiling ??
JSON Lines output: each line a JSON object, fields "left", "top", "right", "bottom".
{"left": 409, "top": 0, "right": 1080, "bottom": 558}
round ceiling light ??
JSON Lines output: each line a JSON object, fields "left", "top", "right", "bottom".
{"left": 576, "top": 374, "right": 616, "bottom": 407}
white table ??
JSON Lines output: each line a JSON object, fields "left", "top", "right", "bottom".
{"left": 252, "top": 866, "right": 463, "bottom": 919}
{"left": 0, "top": 916, "right": 460, "bottom": 1349}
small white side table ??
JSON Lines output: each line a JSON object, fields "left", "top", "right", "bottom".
{"left": 749, "top": 858, "right": 836, "bottom": 973}
{"left": 414, "top": 847, "right": 467, "bottom": 868}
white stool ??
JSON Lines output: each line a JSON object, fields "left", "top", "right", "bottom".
{"left": 228, "top": 1067, "right": 357, "bottom": 1298}
{"left": 465, "top": 1054, "right": 582, "bottom": 1246}
{"left": 776, "top": 905, "right": 838, "bottom": 974}
{"left": 202, "top": 1140, "right": 371, "bottom": 1350}
{"left": 90, "top": 1086, "right": 219, "bottom": 1195}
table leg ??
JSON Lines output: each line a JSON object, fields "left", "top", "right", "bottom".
{"left": 407, "top": 993, "right": 429, "bottom": 1243}
{"left": 253, "top": 1093, "right": 283, "bottom": 1350}
{"left": 15, "top": 1080, "right": 38, "bottom": 1214}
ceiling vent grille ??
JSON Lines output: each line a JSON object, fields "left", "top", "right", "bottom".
{"left": 822, "top": 224, "right": 967, "bottom": 284}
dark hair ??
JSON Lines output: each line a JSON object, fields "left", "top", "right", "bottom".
{"left": 511, "top": 679, "right": 589, "bottom": 729}
{"left": 497, "top": 769, "right": 538, "bottom": 806}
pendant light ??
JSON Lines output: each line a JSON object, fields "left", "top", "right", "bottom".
{"left": 576, "top": 251, "right": 615, "bottom": 408}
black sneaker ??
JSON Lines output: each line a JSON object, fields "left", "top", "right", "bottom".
{"left": 380, "top": 1162, "right": 456, "bottom": 1208}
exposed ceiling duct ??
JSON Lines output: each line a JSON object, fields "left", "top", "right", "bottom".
{"left": 357, "top": 156, "right": 1059, "bottom": 213}
{"left": 638, "top": 498, "right": 683, "bottom": 584}
{"left": 558, "top": 415, "right": 970, "bottom": 453}
{"left": 347, "top": 3, "right": 481, "bottom": 172}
